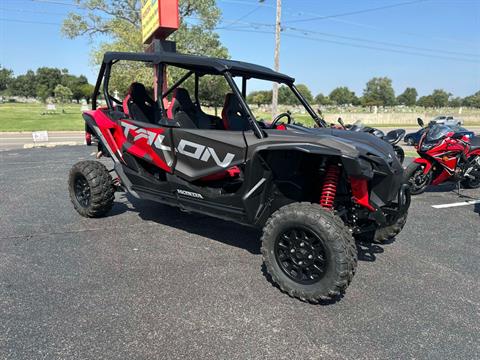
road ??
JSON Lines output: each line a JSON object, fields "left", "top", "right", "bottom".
{"left": 0, "top": 131, "right": 85, "bottom": 150}
{"left": 1, "top": 146, "right": 479, "bottom": 359}
{"left": 2, "top": 127, "right": 480, "bottom": 151}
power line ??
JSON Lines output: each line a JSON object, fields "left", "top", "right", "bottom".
{"left": 0, "top": 18, "right": 61, "bottom": 26}
{"left": 218, "top": 19, "right": 479, "bottom": 59}
{"left": 283, "top": 0, "right": 430, "bottom": 24}
{"left": 28, "top": 0, "right": 80, "bottom": 7}
{"left": 0, "top": 7, "right": 71, "bottom": 16}
{"left": 280, "top": 26, "right": 480, "bottom": 58}
{"left": 216, "top": 0, "right": 478, "bottom": 47}
{"left": 217, "top": 27, "right": 479, "bottom": 63}
{"left": 219, "top": 3, "right": 264, "bottom": 30}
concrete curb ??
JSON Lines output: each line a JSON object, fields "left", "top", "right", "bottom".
{"left": 23, "top": 141, "right": 83, "bottom": 149}
{"left": 0, "top": 131, "right": 85, "bottom": 135}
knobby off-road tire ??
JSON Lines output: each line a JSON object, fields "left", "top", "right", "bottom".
{"left": 261, "top": 203, "right": 357, "bottom": 303}
{"left": 69, "top": 160, "right": 115, "bottom": 218}
{"left": 372, "top": 213, "right": 408, "bottom": 243}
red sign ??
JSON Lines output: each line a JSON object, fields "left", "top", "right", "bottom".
{"left": 141, "top": 0, "right": 179, "bottom": 44}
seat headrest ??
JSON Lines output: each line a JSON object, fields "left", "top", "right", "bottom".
{"left": 129, "top": 82, "right": 149, "bottom": 103}
{"left": 224, "top": 93, "right": 243, "bottom": 111}
{"left": 173, "top": 88, "right": 195, "bottom": 111}
{"left": 222, "top": 93, "right": 250, "bottom": 131}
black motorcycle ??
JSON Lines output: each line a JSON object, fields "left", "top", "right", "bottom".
{"left": 337, "top": 118, "right": 406, "bottom": 164}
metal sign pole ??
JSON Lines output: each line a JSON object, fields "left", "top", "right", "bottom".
{"left": 141, "top": 0, "right": 179, "bottom": 102}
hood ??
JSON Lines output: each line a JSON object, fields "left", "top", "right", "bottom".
{"left": 269, "top": 125, "right": 399, "bottom": 162}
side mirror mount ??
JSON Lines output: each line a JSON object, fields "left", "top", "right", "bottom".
{"left": 417, "top": 117, "right": 424, "bottom": 128}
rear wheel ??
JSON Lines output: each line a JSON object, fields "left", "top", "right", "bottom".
{"left": 405, "top": 162, "right": 432, "bottom": 195}
{"left": 261, "top": 203, "right": 357, "bottom": 303}
{"left": 69, "top": 160, "right": 115, "bottom": 217}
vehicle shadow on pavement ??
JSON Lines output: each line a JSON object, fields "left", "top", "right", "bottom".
{"left": 111, "top": 194, "right": 400, "bottom": 260}
{"left": 474, "top": 202, "right": 480, "bottom": 216}
{"left": 356, "top": 241, "right": 386, "bottom": 262}
{"left": 116, "top": 194, "right": 262, "bottom": 254}
{"left": 424, "top": 183, "right": 456, "bottom": 193}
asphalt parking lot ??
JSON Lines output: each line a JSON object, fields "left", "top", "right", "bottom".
{"left": 1, "top": 146, "right": 479, "bottom": 359}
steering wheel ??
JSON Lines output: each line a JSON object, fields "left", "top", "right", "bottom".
{"left": 271, "top": 112, "right": 292, "bottom": 128}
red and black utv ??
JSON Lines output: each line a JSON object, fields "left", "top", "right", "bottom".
{"left": 70, "top": 49, "right": 410, "bottom": 303}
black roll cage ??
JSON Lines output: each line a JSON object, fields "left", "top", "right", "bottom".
{"left": 91, "top": 58, "right": 326, "bottom": 139}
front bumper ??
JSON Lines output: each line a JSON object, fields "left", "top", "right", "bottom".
{"left": 369, "top": 183, "right": 411, "bottom": 226}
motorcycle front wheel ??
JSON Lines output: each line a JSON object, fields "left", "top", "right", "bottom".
{"left": 405, "top": 162, "right": 432, "bottom": 195}
{"left": 461, "top": 156, "right": 480, "bottom": 189}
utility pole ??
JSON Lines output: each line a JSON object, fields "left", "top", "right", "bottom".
{"left": 271, "top": 0, "right": 281, "bottom": 118}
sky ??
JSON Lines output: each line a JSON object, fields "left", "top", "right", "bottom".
{"left": 0, "top": 0, "right": 479, "bottom": 97}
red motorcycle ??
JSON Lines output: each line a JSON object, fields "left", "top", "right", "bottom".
{"left": 405, "top": 118, "right": 480, "bottom": 195}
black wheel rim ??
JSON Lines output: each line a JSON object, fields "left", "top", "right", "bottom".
{"left": 74, "top": 174, "right": 91, "bottom": 207}
{"left": 274, "top": 227, "right": 328, "bottom": 285}
{"left": 410, "top": 168, "right": 430, "bottom": 192}
{"left": 468, "top": 176, "right": 480, "bottom": 187}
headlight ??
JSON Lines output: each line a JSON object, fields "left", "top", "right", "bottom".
{"left": 421, "top": 142, "right": 434, "bottom": 151}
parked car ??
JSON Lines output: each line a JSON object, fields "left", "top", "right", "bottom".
{"left": 404, "top": 124, "right": 474, "bottom": 146}
{"left": 430, "top": 115, "right": 463, "bottom": 126}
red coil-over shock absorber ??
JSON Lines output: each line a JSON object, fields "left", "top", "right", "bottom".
{"left": 320, "top": 164, "right": 340, "bottom": 209}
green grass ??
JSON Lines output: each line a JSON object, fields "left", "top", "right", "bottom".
{"left": 0, "top": 103, "right": 85, "bottom": 131}
{"left": 1, "top": 103, "right": 478, "bottom": 132}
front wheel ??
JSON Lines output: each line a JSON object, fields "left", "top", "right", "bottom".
{"left": 393, "top": 146, "right": 405, "bottom": 164}
{"left": 261, "top": 203, "right": 357, "bottom": 303}
{"left": 405, "top": 162, "right": 432, "bottom": 195}
{"left": 461, "top": 157, "right": 480, "bottom": 189}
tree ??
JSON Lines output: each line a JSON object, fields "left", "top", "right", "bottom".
{"left": 278, "top": 85, "right": 297, "bottom": 105}
{"left": 9, "top": 70, "right": 37, "bottom": 98}
{"left": 247, "top": 90, "right": 272, "bottom": 106}
{"left": 62, "top": 0, "right": 228, "bottom": 96}
{"left": 448, "top": 97, "right": 462, "bottom": 108}
{"left": 295, "top": 84, "right": 313, "bottom": 103}
{"left": 80, "top": 83, "right": 95, "bottom": 104}
{"left": 0, "top": 65, "right": 13, "bottom": 93}
{"left": 396, "top": 87, "right": 417, "bottom": 106}
{"left": 62, "top": 74, "right": 90, "bottom": 103}
{"left": 54, "top": 84, "right": 73, "bottom": 110}
{"left": 329, "top": 87, "right": 358, "bottom": 105}
{"left": 363, "top": 77, "right": 396, "bottom": 107}
{"left": 314, "top": 93, "right": 332, "bottom": 105}
{"left": 36, "top": 67, "right": 64, "bottom": 99}
{"left": 417, "top": 95, "right": 435, "bottom": 108}
{"left": 462, "top": 91, "right": 480, "bottom": 108}
{"left": 197, "top": 75, "right": 230, "bottom": 116}
{"left": 431, "top": 89, "right": 450, "bottom": 108}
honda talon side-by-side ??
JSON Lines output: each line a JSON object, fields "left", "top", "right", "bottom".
{"left": 69, "top": 49, "right": 410, "bottom": 303}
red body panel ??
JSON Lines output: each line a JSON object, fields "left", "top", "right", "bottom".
{"left": 86, "top": 109, "right": 173, "bottom": 172}
{"left": 413, "top": 158, "right": 433, "bottom": 174}
{"left": 349, "top": 177, "right": 376, "bottom": 212}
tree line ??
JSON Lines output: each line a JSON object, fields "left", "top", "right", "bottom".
{"left": 247, "top": 77, "right": 480, "bottom": 108}
{"left": 0, "top": 65, "right": 95, "bottom": 104}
